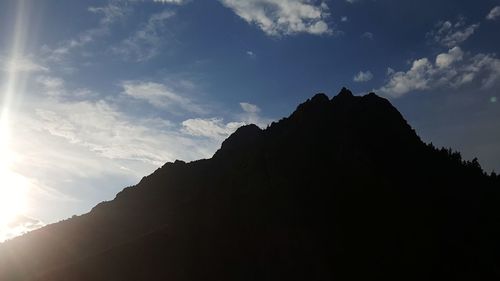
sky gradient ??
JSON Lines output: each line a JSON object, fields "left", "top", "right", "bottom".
{"left": 0, "top": 0, "right": 499, "bottom": 240}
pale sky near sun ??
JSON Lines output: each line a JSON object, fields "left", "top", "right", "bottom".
{"left": 0, "top": 0, "right": 499, "bottom": 241}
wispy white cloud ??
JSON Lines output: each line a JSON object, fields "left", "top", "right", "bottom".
{"left": 112, "top": 10, "right": 175, "bottom": 62}
{"left": 88, "top": 2, "right": 129, "bottom": 25}
{"left": 182, "top": 118, "right": 244, "bottom": 140}
{"left": 341, "top": 16, "right": 348, "bottom": 22}
{"left": 34, "top": 100, "right": 195, "bottom": 166}
{"left": 426, "top": 19, "right": 479, "bottom": 48}
{"left": 239, "top": 102, "right": 260, "bottom": 113}
{"left": 36, "top": 76, "right": 65, "bottom": 96}
{"left": 218, "top": 0, "right": 332, "bottom": 36}
{"left": 0, "top": 56, "right": 48, "bottom": 73}
{"left": 181, "top": 101, "right": 269, "bottom": 142}
{"left": 238, "top": 102, "right": 272, "bottom": 127}
{"left": 246, "top": 50, "right": 256, "bottom": 58}
{"left": 465, "top": 53, "right": 500, "bottom": 88}
{"left": 35, "top": 74, "right": 100, "bottom": 99}
{"left": 378, "top": 47, "right": 500, "bottom": 97}
{"left": 121, "top": 80, "right": 205, "bottom": 114}
{"left": 487, "top": 6, "right": 500, "bottom": 20}
{"left": 43, "top": 1, "right": 130, "bottom": 62}
{"left": 353, "top": 70, "right": 373, "bottom": 82}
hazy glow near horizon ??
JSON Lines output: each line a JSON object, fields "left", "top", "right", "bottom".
{"left": 0, "top": 120, "right": 28, "bottom": 231}
{"left": 0, "top": 0, "right": 34, "bottom": 242}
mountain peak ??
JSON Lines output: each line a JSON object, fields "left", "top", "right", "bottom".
{"left": 365, "top": 92, "right": 378, "bottom": 98}
{"left": 337, "top": 87, "right": 354, "bottom": 98}
{"left": 2, "top": 89, "right": 499, "bottom": 281}
{"left": 214, "top": 124, "right": 261, "bottom": 157}
{"left": 310, "top": 93, "right": 330, "bottom": 103}
{"left": 330, "top": 87, "right": 355, "bottom": 104}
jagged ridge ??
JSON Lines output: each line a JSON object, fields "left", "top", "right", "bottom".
{"left": 0, "top": 89, "right": 499, "bottom": 281}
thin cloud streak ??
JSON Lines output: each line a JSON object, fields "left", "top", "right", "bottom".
{"left": 111, "top": 10, "right": 176, "bottom": 62}
{"left": 426, "top": 19, "right": 479, "bottom": 48}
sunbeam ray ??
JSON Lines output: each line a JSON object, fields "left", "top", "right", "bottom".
{"left": 0, "top": 0, "right": 32, "bottom": 241}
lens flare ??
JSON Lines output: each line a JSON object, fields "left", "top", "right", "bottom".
{"left": 0, "top": 0, "right": 31, "bottom": 238}
{"left": 0, "top": 120, "right": 28, "bottom": 228}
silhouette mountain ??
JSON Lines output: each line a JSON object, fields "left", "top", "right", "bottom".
{"left": 1, "top": 88, "right": 499, "bottom": 281}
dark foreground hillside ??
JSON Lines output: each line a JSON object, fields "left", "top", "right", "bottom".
{"left": 1, "top": 88, "right": 499, "bottom": 280}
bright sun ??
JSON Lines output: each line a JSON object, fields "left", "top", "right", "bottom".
{"left": 0, "top": 121, "right": 27, "bottom": 229}
{"left": 0, "top": 0, "right": 31, "bottom": 238}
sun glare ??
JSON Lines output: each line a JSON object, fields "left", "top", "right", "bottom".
{"left": 0, "top": 120, "right": 28, "bottom": 230}
{"left": 0, "top": 0, "right": 31, "bottom": 238}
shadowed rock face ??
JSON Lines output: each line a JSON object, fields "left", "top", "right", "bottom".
{"left": 1, "top": 89, "right": 499, "bottom": 281}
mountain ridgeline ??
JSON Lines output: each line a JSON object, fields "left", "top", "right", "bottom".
{"left": 1, "top": 88, "right": 499, "bottom": 280}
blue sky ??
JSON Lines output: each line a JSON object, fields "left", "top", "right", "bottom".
{"left": 0, "top": 0, "right": 499, "bottom": 240}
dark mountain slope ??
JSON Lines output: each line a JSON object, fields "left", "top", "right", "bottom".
{"left": 1, "top": 88, "right": 499, "bottom": 281}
